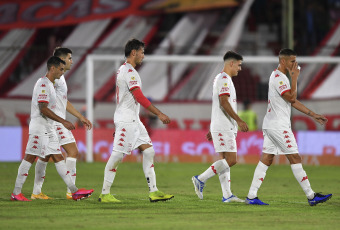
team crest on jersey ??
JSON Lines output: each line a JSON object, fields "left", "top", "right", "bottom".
{"left": 279, "top": 81, "right": 283, "bottom": 85}
{"left": 224, "top": 83, "right": 228, "bottom": 87}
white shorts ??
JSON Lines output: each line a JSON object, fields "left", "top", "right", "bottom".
{"left": 25, "top": 133, "right": 62, "bottom": 158}
{"left": 262, "top": 129, "right": 298, "bottom": 155}
{"left": 211, "top": 131, "right": 237, "bottom": 153}
{"left": 113, "top": 121, "right": 152, "bottom": 155}
{"left": 55, "top": 123, "right": 75, "bottom": 146}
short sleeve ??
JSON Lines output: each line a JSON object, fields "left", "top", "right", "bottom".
{"left": 217, "top": 76, "right": 231, "bottom": 96}
{"left": 37, "top": 81, "right": 50, "bottom": 103}
{"left": 125, "top": 69, "right": 141, "bottom": 90}
{"left": 274, "top": 75, "right": 291, "bottom": 95}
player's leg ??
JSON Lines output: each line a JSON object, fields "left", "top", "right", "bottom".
{"left": 137, "top": 122, "right": 174, "bottom": 202}
{"left": 11, "top": 154, "right": 36, "bottom": 201}
{"left": 31, "top": 155, "right": 52, "bottom": 199}
{"left": 219, "top": 152, "right": 243, "bottom": 203}
{"left": 99, "top": 150, "right": 123, "bottom": 202}
{"left": 55, "top": 123, "right": 77, "bottom": 199}
{"left": 62, "top": 142, "right": 78, "bottom": 199}
{"left": 286, "top": 153, "right": 332, "bottom": 205}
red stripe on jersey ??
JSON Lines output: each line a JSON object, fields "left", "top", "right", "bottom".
{"left": 219, "top": 93, "right": 230, "bottom": 96}
{"left": 38, "top": 100, "right": 49, "bottom": 103}
{"left": 280, "top": 89, "right": 290, "bottom": 96}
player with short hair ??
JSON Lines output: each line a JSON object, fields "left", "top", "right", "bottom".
{"left": 11, "top": 56, "right": 93, "bottom": 201}
{"left": 31, "top": 47, "right": 93, "bottom": 200}
{"left": 98, "top": 38, "right": 174, "bottom": 202}
{"left": 245, "top": 48, "right": 332, "bottom": 206}
{"left": 192, "top": 51, "right": 249, "bottom": 203}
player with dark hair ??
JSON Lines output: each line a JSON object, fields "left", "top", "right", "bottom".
{"left": 192, "top": 51, "right": 248, "bottom": 203}
{"left": 98, "top": 38, "right": 174, "bottom": 202}
{"left": 11, "top": 56, "right": 93, "bottom": 201}
{"left": 245, "top": 48, "right": 332, "bottom": 206}
{"left": 31, "top": 47, "right": 93, "bottom": 200}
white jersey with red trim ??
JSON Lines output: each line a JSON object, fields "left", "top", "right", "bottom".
{"left": 114, "top": 62, "right": 142, "bottom": 123}
{"left": 210, "top": 72, "right": 238, "bottom": 133}
{"left": 29, "top": 76, "right": 57, "bottom": 135}
{"left": 54, "top": 75, "right": 68, "bottom": 119}
{"left": 262, "top": 69, "right": 292, "bottom": 130}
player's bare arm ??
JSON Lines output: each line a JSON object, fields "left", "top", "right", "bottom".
{"left": 219, "top": 95, "right": 248, "bottom": 132}
{"left": 66, "top": 100, "right": 93, "bottom": 130}
{"left": 291, "top": 100, "right": 328, "bottom": 125}
{"left": 130, "top": 87, "right": 170, "bottom": 124}
{"left": 206, "top": 131, "right": 212, "bottom": 141}
{"left": 39, "top": 102, "right": 75, "bottom": 130}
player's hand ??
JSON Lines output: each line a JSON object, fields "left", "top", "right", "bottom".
{"left": 237, "top": 120, "right": 249, "bottom": 132}
{"left": 80, "top": 117, "right": 93, "bottom": 130}
{"left": 158, "top": 113, "right": 171, "bottom": 124}
{"left": 62, "top": 120, "right": 75, "bottom": 130}
{"left": 287, "top": 62, "right": 300, "bottom": 79}
{"left": 313, "top": 114, "right": 328, "bottom": 125}
{"left": 206, "top": 131, "right": 212, "bottom": 141}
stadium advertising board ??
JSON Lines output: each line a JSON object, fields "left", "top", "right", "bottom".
{"left": 1, "top": 127, "right": 339, "bottom": 165}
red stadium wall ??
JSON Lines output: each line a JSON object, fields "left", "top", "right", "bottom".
{"left": 11, "top": 128, "right": 340, "bottom": 165}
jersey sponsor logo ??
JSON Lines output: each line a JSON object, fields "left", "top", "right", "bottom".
{"left": 220, "top": 87, "right": 229, "bottom": 92}
{"left": 279, "top": 84, "right": 287, "bottom": 91}
{"left": 128, "top": 69, "right": 133, "bottom": 73}
{"left": 129, "top": 80, "right": 138, "bottom": 87}
{"left": 38, "top": 94, "right": 48, "bottom": 99}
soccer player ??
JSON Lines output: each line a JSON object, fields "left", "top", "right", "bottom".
{"left": 245, "top": 48, "right": 332, "bottom": 206}
{"left": 11, "top": 56, "right": 94, "bottom": 201}
{"left": 31, "top": 47, "right": 93, "bottom": 200}
{"left": 98, "top": 38, "right": 174, "bottom": 203}
{"left": 192, "top": 51, "right": 249, "bottom": 203}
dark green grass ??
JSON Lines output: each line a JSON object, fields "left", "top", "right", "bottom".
{"left": 0, "top": 162, "right": 339, "bottom": 230}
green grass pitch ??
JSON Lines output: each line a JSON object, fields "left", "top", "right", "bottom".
{"left": 0, "top": 161, "right": 339, "bottom": 230}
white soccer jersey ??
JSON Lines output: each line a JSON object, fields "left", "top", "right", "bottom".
{"left": 210, "top": 72, "right": 238, "bottom": 133}
{"left": 114, "top": 62, "right": 142, "bottom": 123}
{"left": 262, "top": 69, "right": 292, "bottom": 130}
{"left": 54, "top": 75, "right": 68, "bottom": 119}
{"left": 29, "top": 76, "right": 57, "bottom": 135}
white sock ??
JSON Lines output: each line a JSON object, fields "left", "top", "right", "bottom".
{"left": 102, "top": 151, "right": 123, "bottom": 194}
{"left": 219, "top": 167, "right": 232, "bottom": 198}
{"left": 33, "top": 159, "right": 47, "bottom": 195}
{"left": 291, "top": 163, "right": 314, "bottom": 199}
{"left": 55, "top": 161, "right": 77, "bottom": 193}
{"left": 66, "top": 157, "right": 77, "bottom": 193}
{"left": 143, "top": 147, "right": 158, "bottom": 192}
{"left": 247, "top": 161, "right": 268, "bottom": 199}
{"left": 198, "top": 159, "right": 229, "bottom": 182}
{"left": 13, "top": 160, "right": 32, "bottom": 195}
